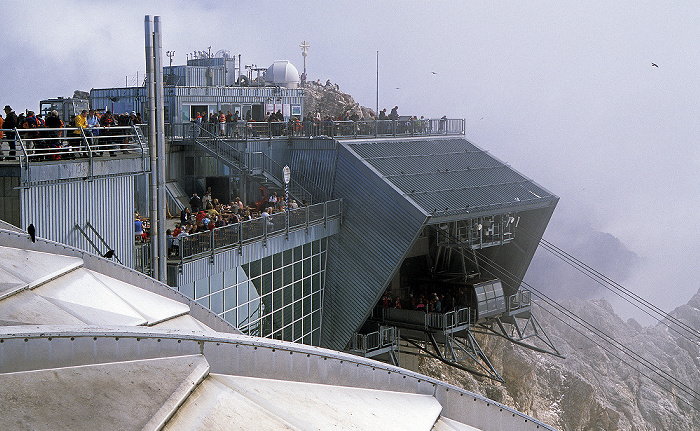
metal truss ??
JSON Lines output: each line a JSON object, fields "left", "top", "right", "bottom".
{"left": 473, "top": 315, "right": 564, "bottom": 358}
{"left": 402, "top": 330, "right": 504, "bottom": 382}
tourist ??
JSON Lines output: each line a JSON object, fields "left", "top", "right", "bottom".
{"left": 134, "top": 214, "right": 144, "bottom": 242}
{"left": 218, "top": 110, "right": 226, "bottom": 135}
{"left": 389, "top": 106, "right": 399, "bottom": 120}
{"left": 100, "top": 110, "right": 116, "bottom": 156}
{"left": 87, "top": 109, "right": 100, "bottom": 143}
{"left": 180, "top": 207, "right": 191, "bottom": 224}
{"left": 203, "top": 189, "right": 213, "bottom": 208}
{"left": 189, "top": 193, "right": 202, "bottom": 213}
{"left": 3, "top": 108, "right": 17, "bottom": 152}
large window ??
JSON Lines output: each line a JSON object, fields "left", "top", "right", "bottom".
{"left": 182, "top": 238, "right": 327, "bottom": 346}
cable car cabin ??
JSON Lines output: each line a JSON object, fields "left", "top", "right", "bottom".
{"left": 469, "top": 279, "right": 507, "bottom": 322}
{"left": 375, "top": 278, "right": 508, "bottom": 331}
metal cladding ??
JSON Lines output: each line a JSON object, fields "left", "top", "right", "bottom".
{"left": 347, "top": 137, "right": 557, "bottom": 221}
{"left": 322, "top": 136, "right": 558, "bottom": 350}
{"left": 288, "top": 138, "right": 338, "bottom": 200}
{"left": 19, "top": 175, "right": 137, "bottom": 269}
{"left": 323, "top": 143, "right": 427, "bottom": 349}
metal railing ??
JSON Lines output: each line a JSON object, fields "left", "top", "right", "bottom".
{"left": 189, "top": 124, "right": 324, "bottom": 204}
{"left": 508, "top": 290, "right": 532, "bottom": 313}
{"left": 0, "top": 125, "right": 148, "bottom": 164}
{"left": 244, "top": 151, "right": 318, "bottom": 204}
{"left": 347, "top": 326, "right": 398, "bottom": 355}
{"left": 381, "top": 306, "right": 475, "bottom": 333}
{"left": 425, "top": 307, "right": 474, "bottom": 331}
{"left": 169, "top": 117, "right": 464, "bottom": 141}
{"left": 135, "top": 242, "right": 153, "bottom": 277}
{"left": 177, "top": 199, "right": 342, "bottom": 263}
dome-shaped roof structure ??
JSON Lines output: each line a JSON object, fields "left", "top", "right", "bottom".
{"left": 265, "top": 60, "right": 300, "bottom": 88}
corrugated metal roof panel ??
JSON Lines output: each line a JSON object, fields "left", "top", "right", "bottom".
{"left": 346, "top": 137, "right": 556, "bottom": 218}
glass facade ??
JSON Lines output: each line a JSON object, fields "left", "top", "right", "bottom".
{"left": 179, "top": 238, "right": 327, "bottom": 346}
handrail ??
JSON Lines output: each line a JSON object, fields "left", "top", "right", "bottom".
{"left": 3, "top": 126, "right": 149, "bottom": 174}
{"left": 251, "top": 151, "right": 323, "bottom": 204}
{"left": 178, "top": 198, "right": 342, "bottom": 263}
{"left": 427, "top": 308, "right": 468, "bottom": 330}
{"left": 84, "top": 221, "right": 122, "bottom": 265}
{"left": 508, "top": 290, "right": 531, "bottom": 313}
{"left": 347, "top": 326, "right": 398, "bottom": 354}
{"left": 176, "top": 117, "right": 464, "bottom": 141}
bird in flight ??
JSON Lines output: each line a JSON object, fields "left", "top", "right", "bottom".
{"left": 651, "top": 63, "right": 659, "bottom": 68}
{"left": 431, "top": 71, "right": 437, "bottom": 75}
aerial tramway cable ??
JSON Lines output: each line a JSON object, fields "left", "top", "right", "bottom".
{"left": 430, "top": 226, "right": 700, "bottom": 409}
{"left": 535, "top": 237, "right": 700, "bottom": 342}
{"left": 472, "top": 249, "right": 700, "bottom": 411}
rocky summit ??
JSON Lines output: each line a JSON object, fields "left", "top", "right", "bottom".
{"left": 303, "top": 80, "right": 374, "bottom": 120}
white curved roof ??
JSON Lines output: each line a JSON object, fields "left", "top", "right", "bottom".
{"left": 0, "top": 227, "right": 557, "bottom": 431}
{"left": 265, "top": 60, "right": 300, "bottom": 88}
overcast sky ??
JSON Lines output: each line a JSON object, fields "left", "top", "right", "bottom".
{"left": 3, "top": 1, "right": 698, "bottom": 322}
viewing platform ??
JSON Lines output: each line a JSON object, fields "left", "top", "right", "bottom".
{"left": 166, "top": 117, "right": 465, "bottom": 142}
{"left": 0, "top": 125, "right": 149, "bottom": 186}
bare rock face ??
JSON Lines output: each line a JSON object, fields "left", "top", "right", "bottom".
{"left": 418, "top": 295, "right": 700, "bottom": 430}
{"left": 303, "top": 80, "right": 374, "bottom": 120}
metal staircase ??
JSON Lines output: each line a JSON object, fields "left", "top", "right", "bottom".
{"left": 191, "top": 124, "right": 318, "bottom": 204}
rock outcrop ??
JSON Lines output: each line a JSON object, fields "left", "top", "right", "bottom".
{"left": 418, "top": 294, "right": 700, "bottom": 430}
{"left": 303, "top": 80, "right": 374, "bottom": 120}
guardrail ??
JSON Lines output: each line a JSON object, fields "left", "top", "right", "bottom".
{"left": 382, "top": 306, "right": 475, "bottom": 333}
{"left": 177, "top": 199, "right": 342, "bottom": 264}
{"left": 508, "top": 289, "right": 531, "bottom": 313}
{"left": 347, "top": 326, "right": 398, "bottom": 355}
{"left": 1, "top": 125, "right": 147, "bottom": 164}
{"left": 168, "top": 117, "right": 465, "bottom": 141}
{"left": 425, "top": 307, "right": 474, "bottom": 331}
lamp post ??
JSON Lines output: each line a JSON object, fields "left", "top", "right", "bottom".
{"left": 283, "top": 165, "right": 291, "bottom": 239}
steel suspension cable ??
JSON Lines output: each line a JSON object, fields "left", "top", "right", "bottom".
{"left": 535, "top": 237, "right": 700, "bottom": 341}
{"left": 473, "top": 251, "right": 700, "bottom": 408}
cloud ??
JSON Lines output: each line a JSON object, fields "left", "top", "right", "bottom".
{"left": 525, "top": 214, "right": 640, "bottom": 303}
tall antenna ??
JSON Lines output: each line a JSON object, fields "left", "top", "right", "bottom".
{"left": 166, "top": 50, "right": 175, "bottom": 67}
{"left": 376, "top": 51, "right": 379, "bottom": 117}
{"left": 300, "top": 40, "right": 309, "bottom": 85}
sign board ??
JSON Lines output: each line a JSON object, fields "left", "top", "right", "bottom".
{"left": 283, "top": 165, "right": 291, "bottom": 184}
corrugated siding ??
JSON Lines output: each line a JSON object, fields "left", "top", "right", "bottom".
{"left": 348, "top": 137, "right": 557, "bottom": 218}
{"left": 20, "top": 176, "right": 135, "bottom": 268}
{"left": 289, "top": 138, "right": 337, "bottom": 200}
{"left": 322, "top": 144, "right": 426, "bottom": 350}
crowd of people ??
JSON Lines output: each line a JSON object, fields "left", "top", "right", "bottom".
{"left": 156, "top": 186, "right": 301, "bottom": 258}
{"left": 190, "top": 103, "right": 446, "bottom": 139}
{"left": 0, "top": 105, "right": 142, "bottom": 160}
{"left": 379, "top": 290, "right": 460, "bottom": 315}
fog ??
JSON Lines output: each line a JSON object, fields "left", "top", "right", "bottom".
{"left": 2, "top": 1, "right": 698, "bottom": 323}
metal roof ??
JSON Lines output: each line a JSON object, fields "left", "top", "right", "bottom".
{"left": 346, "top": 137, "right": 557, "bottom": 220}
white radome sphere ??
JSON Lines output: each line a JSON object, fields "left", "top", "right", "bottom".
{"left": 265, "top": 60, "right": 300, "bottom": 88}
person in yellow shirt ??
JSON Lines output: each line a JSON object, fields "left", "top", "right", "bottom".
{"left": 72, "top": 110, "right": 89, "bottom": 156}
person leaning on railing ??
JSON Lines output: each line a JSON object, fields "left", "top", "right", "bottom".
{"left": 73, "top": 110, "right": 90, "bottom": 157}
{"left": 44, "top": 110, "right": 64, "bottom": 160}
